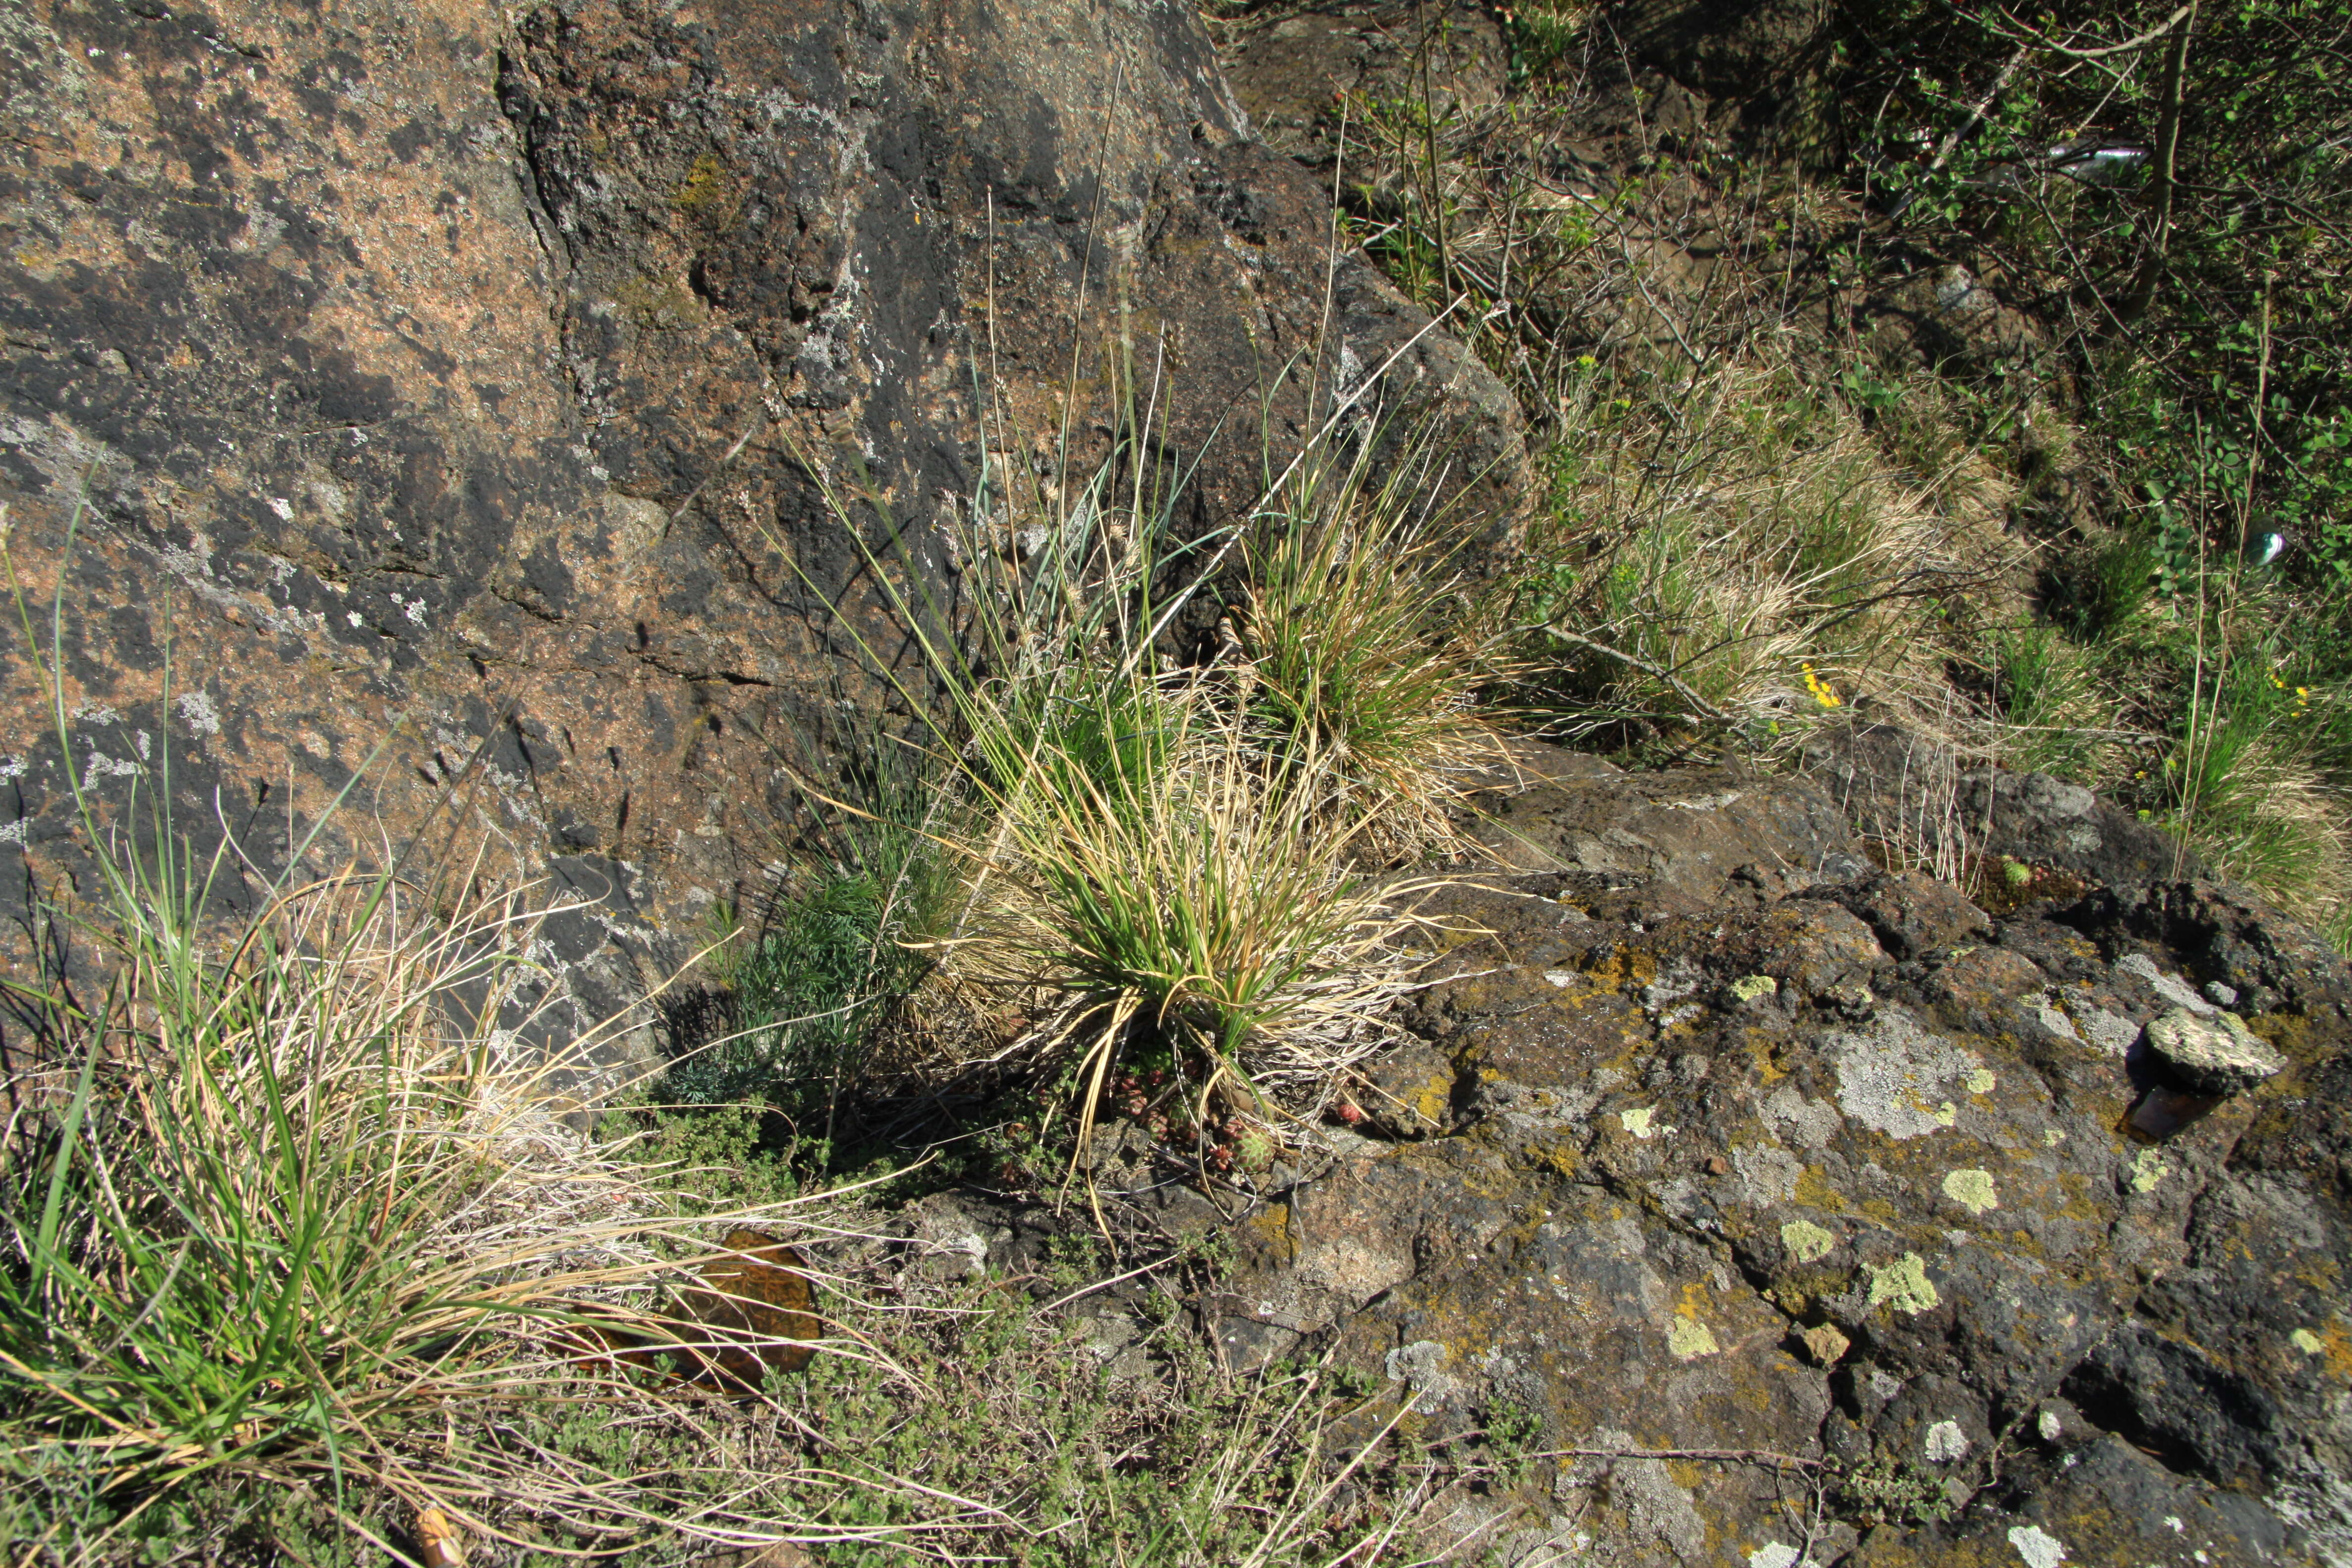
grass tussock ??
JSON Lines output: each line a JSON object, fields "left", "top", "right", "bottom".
{"left": 1506, "top": 356, "right": 2009, "bottom": 747}
{"left": 0, "top": 512, "right": 901, "bottom": 1557}
{"left": 761, "top": 393, "right": 1492, "bottom": 1161}
{"left": 0, "top": 837, "right": 883, "bottom": 1556}
{"left": 1987, "top": 622, "right": 2117, "bottom": 783}
{"left": 1238, "top": 438, "right": 1501, "bottom": 864}
{"left": 2166, "top": 646, "right": 2352, "bottom": 930}
{"left": 964, "top": 680, "right": 1436, "bottom": 1136}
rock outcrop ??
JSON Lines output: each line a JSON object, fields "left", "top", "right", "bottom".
{"left": 1214, "top": 0, "right": 1508, "bottom": 159}
{"left": 1803, "top": 718, "right": 2195, "bottom": 892}
{"left": 1308, "top": 752, "right": 2349, "bottom": 1564}
{"left": 946, "top": 741, "right": 2352, "bottom": 1566}
{"left": 0, "top": 0, "right": 1527, "bottom": 1056}
{"left": 9, "top": 5, "right": 2349, "bottom": 1562}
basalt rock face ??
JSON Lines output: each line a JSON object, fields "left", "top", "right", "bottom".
{"left": 1803, "top": 717, "right": 2196, "bottom": 892}
{"left": 1214, "top": 0, "right": 1508, "bottom": 159}
{"left": 1102, "top": 743, "right": 2349, "bottom": 1566}
{"left": 0, "top": 0, "right": 1527, "bottom": 1056}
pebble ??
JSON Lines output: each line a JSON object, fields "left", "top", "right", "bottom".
{"left": 1798, "top": 1323, "right": 1850, "bottom": 1366}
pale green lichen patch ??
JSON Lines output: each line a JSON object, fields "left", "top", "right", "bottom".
{"left": 1924, "top": 1419, "right": 1971, "bottom": 1462}
{"left": 1620, "top": 1106, "right": 1660, "bottom": 1139}
{"left": 1942, "top": 1169, "right": 1998, "bottom": 1215}
{"left": 1781, "top": 1220, "right": 1837, "bottom": 1263}
{"left": 2292, "top": 1328, "right": 2326, "bottom": 1355}
{"left": 1865, "top": 1252, "right": 1940, "bottom": 1315}
{"left": 2130, "top": 1148, "right": 2171, "bottom": 1193}
{"left": 1964, "top": 1068, "right": 1997, "bottom": 1094}
{"left": 1729, "top": 974, "right": 1777, "bottom": 1004}
{"left": 1666, "top": 1316, "right": 1720, "bottom": 1359}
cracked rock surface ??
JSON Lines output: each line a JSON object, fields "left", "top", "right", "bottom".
{"left": 1203, "top": 740, "right": 2352, "bottom": 1566}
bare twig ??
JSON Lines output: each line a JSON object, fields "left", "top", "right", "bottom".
{"left": 1536, "top": 625, "right": 1735, "bottom": 725}
{"left": 2119, "top": 1, "right": 2200, "bottom": 320}
{"left": 1993, "top": 1, "right": 2196, "bottom": 61}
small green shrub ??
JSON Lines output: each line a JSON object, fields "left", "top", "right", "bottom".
{"left": 1831, "top": 1455, "right": 1955, "bottom": 1527}
{"left": 665, "top": 725, "right": 953, "bottom": 1147}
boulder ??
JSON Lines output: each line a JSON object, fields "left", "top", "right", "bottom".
{"left": 1882, "top": 264, "right": 2050, "bottom": 371}
{"left": 1802, "top": 718, "right": 2193, "bottom": 891}
{"left": 0, "top": 0, "right": 1528, "bottom": 1060}
{"left": 1833, "top": 868, "right": 1994, "bottom": 961}
{"left": 1613, "top": 0, "right": 1833, "bottom": 101}
{"left": 1463, "top": 735, "right": 1866, "bottom": 913}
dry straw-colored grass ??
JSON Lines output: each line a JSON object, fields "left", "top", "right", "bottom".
{"left": 949, "top": 681, "right": 1449, "bottom": 1152}
{"left": 1509, "top": 357, "right": 2018, "bottom": 747}
{"left": 1238, "top": 434, "right": 1505, "bottom": 867}
{"left": 0, "top": 809, "right": 1456, "bottom": 1562}
{"left": 0, "top": 836, "right": 945, "bottom": 1559}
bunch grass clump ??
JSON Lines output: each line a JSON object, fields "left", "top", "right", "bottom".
{"left": 1239, "top": 436, "right": 1500, "bottom": 864}
{"left": 1510, "top": 357, "right": 2002, "bottom": 745}
{"left": 771, "top": 372, "right": 1487, "bottom": 1157}
{"left": 1989, "top": 621, "right": 2117, "bottom": 782}
{"left": 0, "top": 819, "right": 889, "bottom": 1555}
{"left": 969, "top": 675, "right": 1435, "bottom": 1140}
{"left": 2163, "top": 634, "right": 2352, "bottom": 930}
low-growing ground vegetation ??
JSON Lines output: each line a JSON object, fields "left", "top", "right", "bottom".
{"left": 1291, "top": 0, "right": 2350, "bottom": 942}
{"left": 8, "top": 0, "right": 2350, "bottom": 1557}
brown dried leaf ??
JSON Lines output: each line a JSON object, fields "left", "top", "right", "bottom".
{"left": 557, "top": 1231, "right": 823, "bottom": 1394}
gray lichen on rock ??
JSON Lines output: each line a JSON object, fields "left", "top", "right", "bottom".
{"left": 2141, "top": 1005, "right": 2288, "bottom": 1096}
